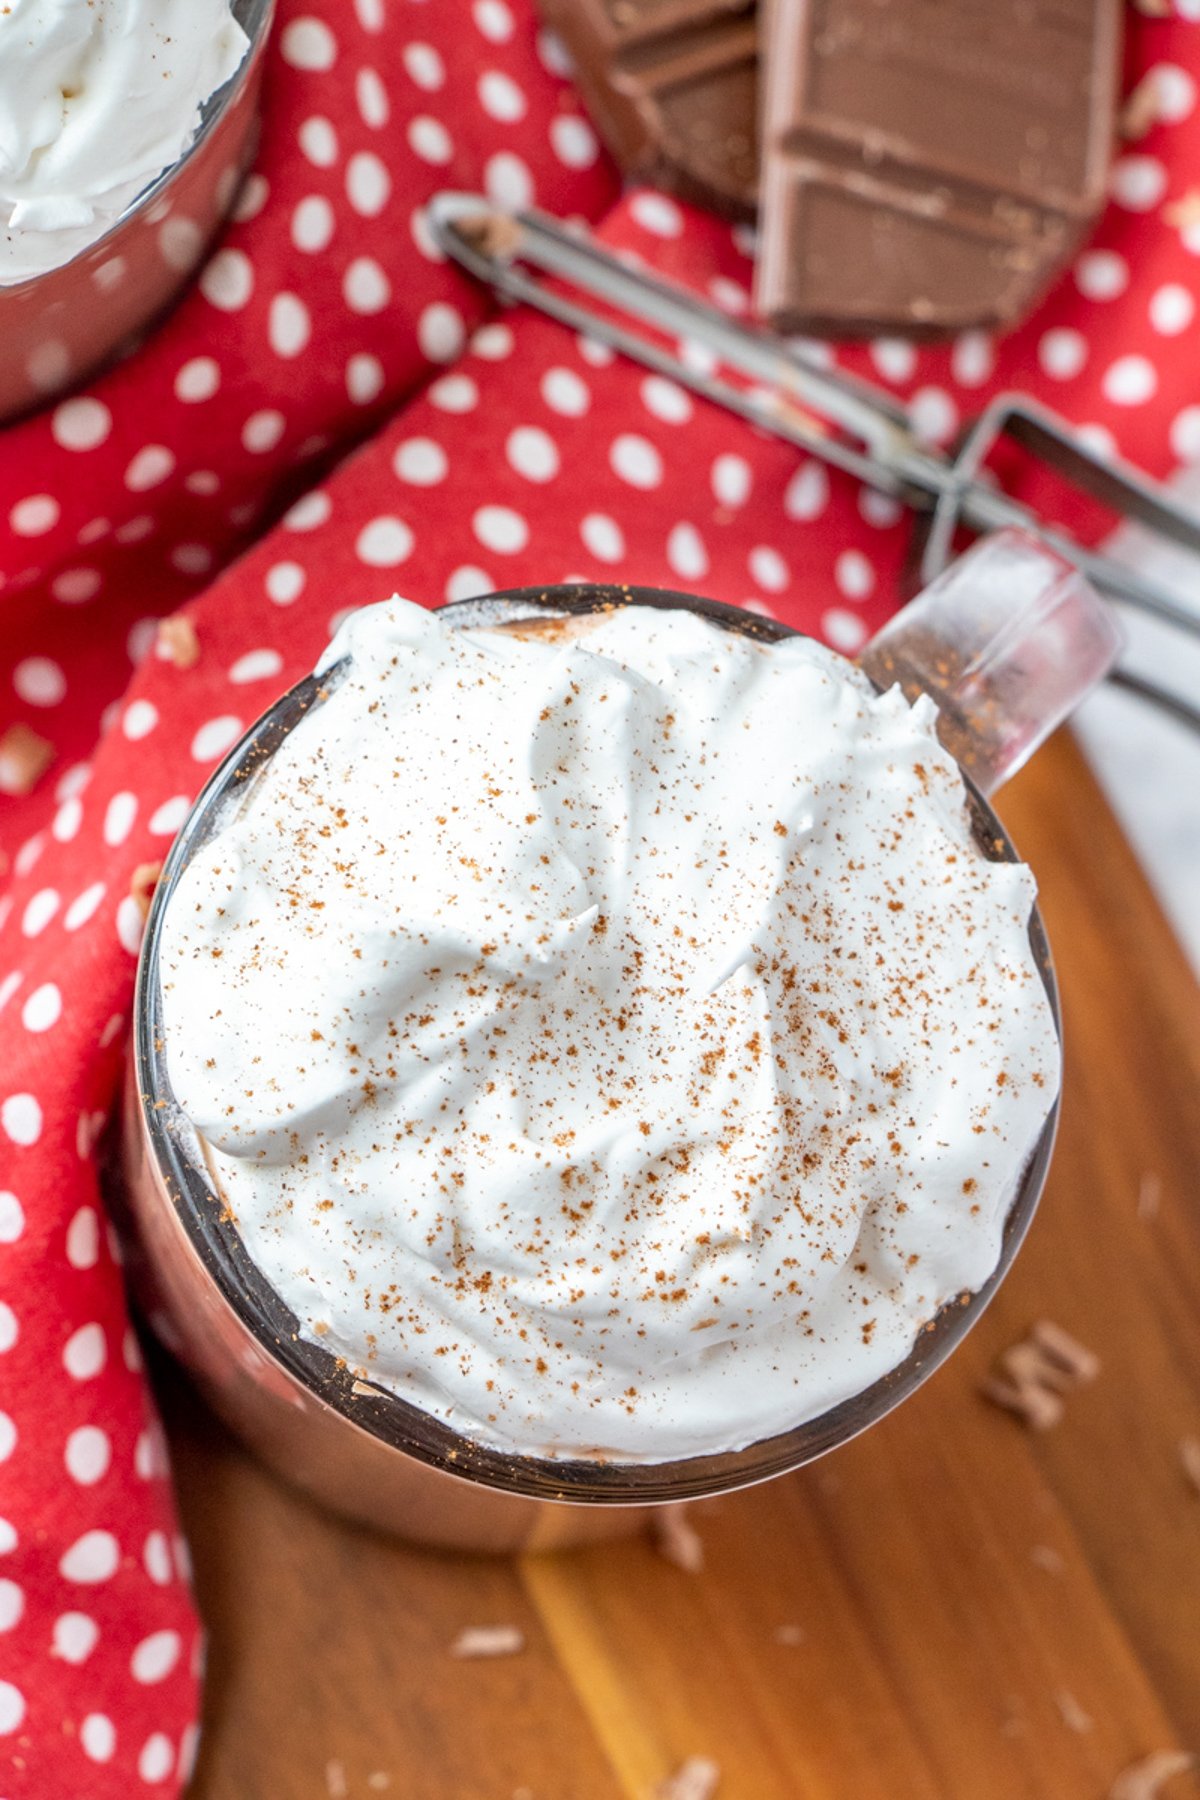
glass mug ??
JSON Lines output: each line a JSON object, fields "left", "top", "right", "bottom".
{"left": 111, "top": 530, "right": 1121, "bottom": 1551}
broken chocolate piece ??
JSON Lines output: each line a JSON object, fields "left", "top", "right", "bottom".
{"left": 536, "top": 0, "right": 759, "bottom": 218}
{"left": 755, "top": 0, "right": 1123, "bottom": 337}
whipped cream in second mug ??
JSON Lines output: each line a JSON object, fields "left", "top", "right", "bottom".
{"left": 159, "top": 599, "right": 1060, "bottom": 1461}
{"left": 0, "top": 0, "right": 249, "bottom": 284}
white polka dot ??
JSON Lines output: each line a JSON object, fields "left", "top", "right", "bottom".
{"left": 712, "top": 453, "right": 753, "bottom": 508}
{"left": 870, "top": 338, "right": 917, "bottom": 384}
{"left": 117, "top": 514, "right": 156, "bottom": 546}
{"left": 403, "top": 42, "right": 445, "bottom": 90}
{"left": 580, "top": 513, "right": 625, "bottom": 563}
{"left": 357, "top": 66, "right": 390, "bottom": 128}
{"left": 0, "top": 1308, "right": 15, "bottom": 1355}
{"left": 1150, "top": 63, "right": 1196, "bottom": 122}
{"left": 445, "top": 566, "right": 494, "bottom": 602}
{"left": 241, "top": 409, "right": 286, "bottom": 456}
{"left": 229, "top": 648, "right": 284, "bottom": 684}
{"left": 478, "top": 69, "right": 527, "bottom": 122}
{"left": 578, "top": 334, "right": 614, "bottom": 367}
{"left": 835, "top": 549, "right": 876, "bottom": 600}
{"left": 52, "top": 1612, "right": 98, "bottom": 1663}
{"left": 142, "top": 1533, "right": 173, "bottom": 1587}
{"left": 14, "top": 655, "right": 66, "bottom": 706}
{"left": 630, "top": 192, "right": 683, "bottom": 238}
{"left": 0, "top": 1520, "right": 15, "bottom": 1553}
{"left": 260, "top": 561, "right": 306, "bottom": 611}
{"left": 910, "top": 386, "right": 958, "bottom": 445}
{"left": 269, "top": 293, "right": 312, "bottom": 359}
{"left": 537, "top": 22, "right": 572, "bottom": 72}
{"left": 10, "top": 493, "right": 59, "bottom": 535}
{"left": 281, "top": 16, "right": 337, "bottom": 70}
{"left": 749, "top": 546, "right": 789, "bottom": 593}
{"left": 22, "top": 887, "right": 59, "bottom": 937}
{"left": 200, "top": 247, "right": 254, "bottom": 311}
{"left": 102, "top": 790, "right": 137, "bottom": 848}
{"left": 408, "top": 115, "right": 453, "bottom": 165}
{"left": 14, "top": 833, "right": 43, "bottom": 878}
{"left": 284, "top": 491, "right": 331, "bottom": 532}
{"left": 291, "top": 194, "right": 335, "bottom": 255}
{"left": 191, "top": 716, "right": 243, "bottom": 762}
{"left": 299, "top": 115, "right": 338, "bottom": 167}
{"left": 1170, "top": 404, "right": 1200, "bottom": 462}
{"left": 394, "top": 437, "right": 449, "bottom": 485}
{"left": 147, "top": 798, "right": 188, "bottom": 845}
{"left": 951, "top": 331, "right": 994, "bottom": 388}
{"left": 343, "top": 256, "right": 391, "bottom": 315}
{"left": 66, "top": 1205, "right": 100, "bottom": 1269}
{"left": 121, "top": 699, "right": 159, "bottom": 743}
{"left": 474, "top": 0, "right": 515, "bottom": 39}
{"left": 506, "top": 425, "right": 560, "bottom": 482}
{"left": 418, "top": 302, "right": 465, "bottom": 363}
{"left": 124, "top": 445, "right": 175, "bottom": 493}
{"left": 356, "top": 517, "right": 414, "bottom": 567}
{"left": 0, "top": 1682, "right": 25, "bottom": 1736}
{"left": 356, "top": 0, "right": 384, "bottom": 26}
{"left": 52, "top": 565, "right": 102, "bottom": 603}
{"left": 0, "top": 973, "right": 18, "bottom": 1014}
{"left": 551, "top": 114, "right": 599, "bottom": 169}
{"left": 65, "top": 1426, "right": 111, "bottom": 1486}
{"left": 139, "top": 1734, "right": 175, "bottom": 1783}
{"left": 52, "top": 396, "right": 112, "bottom": 451}
{"left": 21, "top": 982, "right": 60, "bottom": 1033}
{"left": 63, "top": 1322, "right": 106, "bottom": 1380}
{"left": 473, "top": 322, "right": 514, "bottom": 360}
{"left": 783, "top": 460, "right": 829, "bottom": 521}
{"left": 158, "top": 213, "right": 205, "bottom": 270}
{"left": 1075, "top": 249, "right": 1129, "bottom": 302}
{"left": 0, "top": 1415, "right": 13, "bottom": 1462}
{"left": 346, "top": 352, "right": 386, "bottom": 406}
{"left": 1103, "top": 354, "right": 1157, "bottom": 406}
{"left": 666, "top": 522, "right": 709, "bottom": 581}
{"left": 136, "top": 1423, "right": 169, "bottom": 1481}
{"left": 540, "top": 367, "right": 589, "bottom": 417}
{"left": 610, "top": 433, "right": 663, "bottom": 490}
{"left": 0, "top": 1577, "right": 22, "bottom": 1632}
{"left": 64, "top": 883, "right": 105, "bottom": 930}
{"left": 1110, "top": 154, "right": 1167, "bottom": 210}
{"left": 430, "top": 372, "right": 480, "bottom": 414}
{"left": 1149, "top": 282, "right": 1194, "bottom": 335}
{"left": 1, "top": 1094, "right": 41, "bottom": 1147}
{"left": 132, "top": 1629, "right": 183, "bottom": 1685}
{"left": 640, "top": 376, "right": 692, "bottom": 424}
{"left": 473, "top": 505, "right": 529, "bottom": 554}
{"left": 346, "top": 151, "right": 392, "bottom": 218}
{"left": 27, "top": 337, "right": 70, "bottom": 392}
{"left": 52, "top": 797, "right": 82, "bottom": 843}
{"left": 484, "top": 150, "right": 534, "bottom": 209}
{"left": 822, "top": 607, "right": 869, "bottom": 653}
{"left": 61, "top": 1530, "right": 119, "bottom": 1584}
{"left": 80, "top": 1712, "right": 117, "bottom": 1761}
{"left": 1039, "top": 327, "right": 1088, "bottom": 381}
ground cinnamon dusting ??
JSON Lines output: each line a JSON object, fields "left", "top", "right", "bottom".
{"left": 653, "top": 1506, "right": 705, "bottom": 1573}
{"left": 1108, "top": 1750, "right": 1196, "bottom": 1800}
{"left": 450, "top": 1624, "right": 525, "bottom": 1659}
{"left": 655, "top": 1756, "right": 721, "bottom": 1800}
{"left": 157, "top": 613, "right": 200, "bottom": 669}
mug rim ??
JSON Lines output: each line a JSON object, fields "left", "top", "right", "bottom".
{"left": 131, "top": 582, "right": 1061, "bottom": 1504}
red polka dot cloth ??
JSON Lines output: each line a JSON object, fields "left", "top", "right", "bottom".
{"left": 0, "top": 2, "right": 1196, "bottom": 1793}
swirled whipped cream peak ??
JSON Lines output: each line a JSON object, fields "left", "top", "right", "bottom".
{"left": 0, "top": 0, "right": 249, "bottom": 284}
{"left": 159, "top": 597, "right": 1060, "bottom": 1461}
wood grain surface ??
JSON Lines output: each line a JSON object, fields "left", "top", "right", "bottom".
{"left": 157, "top": 729, "right": 1200, "bottom": 1800}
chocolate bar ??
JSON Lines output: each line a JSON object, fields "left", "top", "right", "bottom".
{"left": 755, "top": 0, "right": 1123, "bottom": 337}
{"left": 536, "top": 0, "right": 759, "bottom": 218}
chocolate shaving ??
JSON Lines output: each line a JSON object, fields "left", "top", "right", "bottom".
{"left": 131, "top": 861, "right": 164, "bottom": 922}
{"left": 653, "top": 1506, "right": 705, "bottom": 1573}
{"left": 1108, "top": 1751, "right": 1196, "bottom": 1800}
{"left": 0, "top": 723, "right": 55, "bottom": 797}
{"left": 1054, "top": 1690, "right": 1094, "bottom": 1734}
{"left": 1130, "top": 0, "right": 1171, "bottom": 15}
{"left": 1121, "top": 71, "right": 1166, "bottom": 139}
{"left": 656, "top": 1756, "right": 721, "bottom": 1800}
{"left": 982, "top": 1320, "right": 1099, "bottom": 1428}
{"left": 157, "top": 614, "right": 200, "bottom": 669}
{"left": 1179, "top": 1436, "right": 1200, "bottom": 1497}
{"left": 450, "top": 1625, "right": 525, "bottom": 1659}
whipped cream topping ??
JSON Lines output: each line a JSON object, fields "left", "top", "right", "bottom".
{"left": 0, "top": 0, "right": 249, "bottom": 284}
{"left": 159, "top": 599, "right": 1060, "bottom": 1462}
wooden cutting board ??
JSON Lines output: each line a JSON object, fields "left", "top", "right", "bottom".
{"left": 158, "top": 729, "right": 1200, "bottom": 1800}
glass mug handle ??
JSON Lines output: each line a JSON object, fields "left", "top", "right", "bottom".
{"left": 858, "top": 528, "right": 1124, "bottom": 796}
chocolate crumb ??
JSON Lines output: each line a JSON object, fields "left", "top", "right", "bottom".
{"left": 655, "top": 1756, "right": 720, "bottom": 1800}
{"left": 157, "top": 614, "right": 200, "bottom": 669}
{"left": 653, "top": 1506, "right": 704, "bottom": 1573}
{"left": 1121, "top": 71, "right": 1166, "bottom": 140}
{"left": 982, "top": 1320, "right": 1098, "bottom": 1428}
{"left": 0, "top": 722, "right": 55, "bottom": 796}
{"left": 451, "top": 1624, "right": 525, "bottom": 1659}
{"left": 1108, "top": 1750, "right": 1196, "bottom": 1800}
